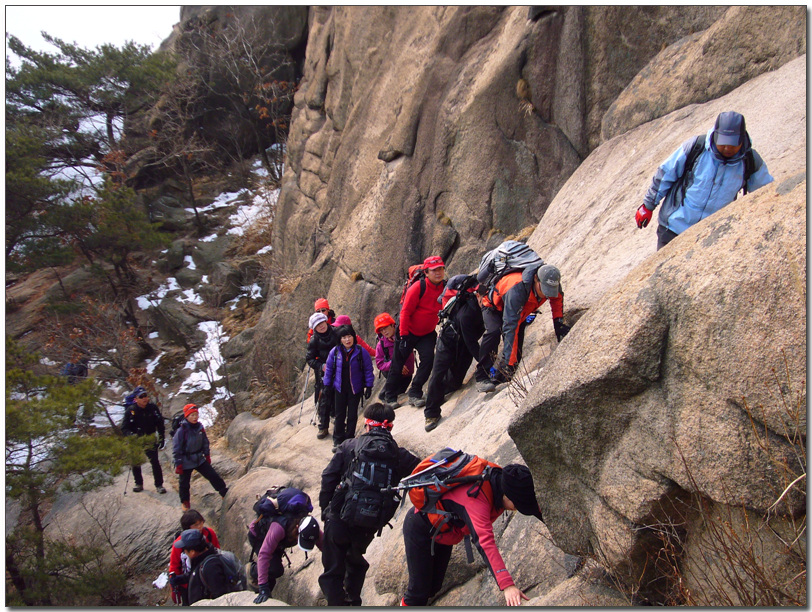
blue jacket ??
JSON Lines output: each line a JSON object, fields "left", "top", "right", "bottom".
{"left": 323, "top": 344, "right": 375, "bottom": 395}
{"left": 173, "top": 420, "right": 210, "bottom": 470}
{"left": 642, "top": 128, "right": 773, "bottom": 235}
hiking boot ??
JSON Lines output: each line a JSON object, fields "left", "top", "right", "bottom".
{"left": 181, "top": 501, "right": 191, "bottom": 511}
{"left": 408, "top": 396, "right": 426, "bottom": 407}
{"left": 156, "top": 486, "right": 167, "bottom": 494}
{"left": 132, "top": 485, "right": 144, "bottom": 493}
{"left": 476, "top": 380, "right": 496, "bottom": 393}
{"left": 424, "top": 416, "right": 441, "bottom": 432}
{"left": 317, "top": 428, "right": 329, "bottom": 439}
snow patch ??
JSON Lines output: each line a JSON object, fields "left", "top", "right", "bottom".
{"left": 184, "top": 255, "right": 196, "bottom": 270}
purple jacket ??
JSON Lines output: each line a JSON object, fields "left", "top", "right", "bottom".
{"left": 323, "top": 345, "right": 375, "bottom": 394}
{"left": 375, "top": 335, "right": 415, "bottom": 375}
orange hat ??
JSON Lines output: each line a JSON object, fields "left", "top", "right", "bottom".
{"left": 183, "top": 404, "right": 198, "bottom": 418}
{"left": 374, "top": 313, "right": 396, "bottom": 334}
{"left": 314, "top": 298, "right": 330, "bottom": 311}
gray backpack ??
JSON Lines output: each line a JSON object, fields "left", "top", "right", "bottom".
{"left": 477, "top": 240, "right": 543, "bottom": 301}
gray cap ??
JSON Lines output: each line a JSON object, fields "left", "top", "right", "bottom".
{"left": 713, "top": 111, "right": 745, "bottom": 147}
{"left": 173, "top": 528, "right": 206, "bottom": 549}
{"left": 536, "top": 265, "right": 561, "bottom": 298}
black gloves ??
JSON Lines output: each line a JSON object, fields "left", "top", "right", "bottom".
{"left": 398, "top": 334, "right": 412, "bottom": 353}
{"left": 169, "top": 573, "right": 189, "bottom": 586}
{"left": 254, "top": 584, "right": 271, "bottom": 604}
{"left": 553, "top": 318, "right": 571, "bottom": 342}
{"left": 364, "top": 387, "right": 372, "bottom": 400}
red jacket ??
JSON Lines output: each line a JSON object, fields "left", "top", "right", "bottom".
{"left": 399, "top": 279, "right": 445, "bottom": 337}
{"left": 418, "top": 482, "right": 514, "bottom": 591}
{"left": 169, "top": 526, "right": 219, "bottom": 576}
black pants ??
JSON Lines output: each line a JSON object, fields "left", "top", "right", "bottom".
{"left": 424, "top": 328, "right": 474, "bottom": 419}
{"left": 657, "top": 225, "right": 679, "bottom": 250}
{"left": 476, "top": 307, "right": 503, "bottom": 382}
{"left": 315, "top": 376, "right": 334, "bottom": 430}
{"left": 402, "top": 510, "right": 453, "bottom": 606}
{"left": 178, "top": 460, "right": 227, "bottom": 505}
{"left": 265, "top": 551, "right": 286, "bottom": 593}
{"left": 383, "top": 331, "right": 437, "bottom": 402}
{"left": 132, "top": 447, "right": 163, "bottom": 488}
{"left": 318, "top": 517, "right": 375, "bottom": 606}
{"left": 333, "top": 388, "right": 361, "bottom": 444}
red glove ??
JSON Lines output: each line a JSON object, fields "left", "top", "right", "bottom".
{"left": 635, "top": 204, "right": 653, "bottom": 229}
{"left": 206, "top": 455, "right": 211, "bottom": 464}
{"left": 175, "top": 465, "right": 183, "bottom": 474}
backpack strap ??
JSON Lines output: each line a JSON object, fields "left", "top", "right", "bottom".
{"left": 742, "top": 150, "right": 756, "bottom": 195}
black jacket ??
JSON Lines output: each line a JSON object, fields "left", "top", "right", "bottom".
{"left": 441, "top": 293, "right": 485, "bottom": 358}
{"left": 319, "top": 430, "right": 420, "bottom": 515}
{"left": 187, "top": 546, "right": 230, "bottom": 604}
{"left": 306, "top": 326, "right": 339, "bottom": 372}
{"left": 120, "top": 402, "right": 165, "bottom": 444}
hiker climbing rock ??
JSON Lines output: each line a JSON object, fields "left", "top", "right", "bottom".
{"left": 475, "top": 258, "right": 568, "bottom": 391}
{"left": 374, "top": 312, "right": 414, "bottom": 400}
{"left": 323, "top": 325, "right": 375, "bottom": 451}
{"left": 174, "top": 529, "right": 244, "bottom": 604}
{"left": 400, "top": 453, "right": 544, "bottom": 606}
{"left": 306, "top": 312, "right": 339, "bottom": 440}
{"left": 382, "top": 255, "right": 447, "bottom": 408}
{"left": 423, "top": 274, "right": 485, "bottom": 431}
{"left": 121, "top": 386, "right": 166, "bottom": 494}
{"left": 636, "top": 110, "right": 773, "bottom": 250}
{"left": 172, "top": 404, "right": 228, "bottom": 511}
{"left": 318, "top": 402, "right": 420, "bottom": 606}
{"left": 168, "top": 509, "right": 220, "bottom": 605}
{"left": 247, "top": 487, "right": 321, "bottom": 604}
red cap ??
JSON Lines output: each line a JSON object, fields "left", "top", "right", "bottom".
{"left": 183, "top": 404, "right": 198, "bottom": 418}
{"left": 314, "top": 298, "right": 330, "bottom": 311}
{"left": 374, "top": 313, "right": 396, "bottom": 333}
{"left": 423, "top": 255, "right": 445, "bottom": 270}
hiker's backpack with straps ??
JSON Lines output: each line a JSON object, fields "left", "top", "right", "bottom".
{"left": 197, "top": 549, "right": 247, "bottom": 596}
{"left": 169, "top": 410, "right": 185, "bottom": 438}
{"left": 478, "top": 241, "right": 543, "bottom": 304}
{"left": 658, "top": 133, "right": 757, "bottom": 227}
{"left": 437, "top": 275, "right": 478, "bottom": 330}
{"left": 337, "top": 428, "right": 402, "bottom": 535}
{"left": 399, "top": 264, "right": 448, "bottom": 305}
{"left": 247, "top": 486, "right": 313, "bottom": 559}
{"left": 401, "top": 448, "right": 500, "bottom": 559}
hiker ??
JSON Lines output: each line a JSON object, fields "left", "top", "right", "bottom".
{"left": 382, "top": 255, "right": 447, "bottom": 408}
{"left": 172, "top": 404, "right": 228, "bottom": 511}
{"left": 121, "top": 386, "right": 166, "bottom": 494}
{"left": 318, "top": 402, "right": 420, "bottom": 606}
{"left": 168, "top": 509, "right": 220, "bottom": 606}
{"left": 332, "top": 315, "right": 376, "bottom": 357}
{"left": 475, "top": 263, "right": 569, "bottom": 391}
{"left": 423, "top": 275, "right": 485, "bottom": 431}
{"left": 251, "top": 506, "right": 324, "bottom": 604}
{"left": 307, "top": 298, "right": 336, "bottom": 344}
{"left": 401, "top": 461, "right": 544, "bottom": 606}
{"left": 60, "top": 357, "right": 89, "bottom": 384}
{"left": 323, "top": 325, "right": 375, "bottom": 450}
{"left": 636, "top": 110, "right": 773, "bottom": 250}
{"left": 173, "top": 529, "right": 232, "bottom": 604}
{"left": 306, "top": 312, "right": 339, "bottom": 440}
{"left": 374, "top": 312, "right": 414, "bottom": 400}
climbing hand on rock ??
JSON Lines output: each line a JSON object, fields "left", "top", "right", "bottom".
{"left": 553, "top": 318, "right": 571, "bottom": 342}
{"left": 254, "top": 584, "right": 271, "bottom": 604}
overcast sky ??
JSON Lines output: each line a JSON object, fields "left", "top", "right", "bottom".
{"left": 5, "top": 5, "right": 181, "bottom": 56}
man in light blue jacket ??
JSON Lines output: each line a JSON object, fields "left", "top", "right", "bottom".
{"left": 636, "top": 111, "right": 773, "bottom": 250}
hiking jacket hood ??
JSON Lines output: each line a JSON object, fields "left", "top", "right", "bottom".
{"left": 173, "top": 420, "right": 210, "bottom": 469}
{"left": 323, "top": 345, "right": 375, "bottom": 395}
{"left": 375, "top": 335, "right": 415, "bottom": 375}
{"left": 399, "top": 278, "right": 445, "bottom": 337}
{"left": 642, "top": 128, "right": 773, "bottom": 235}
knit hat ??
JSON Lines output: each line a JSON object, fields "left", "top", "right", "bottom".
{"left": 536, "top": 265, "right": 561, "bottom": 298}
{"left": 183, "top": 404, "right": 199, "bottom": 418}
{"left": 332, "top": 315, "right": 352, "bottom": 327}
{"left": 501, "top": 464, "right": 543, "bottom": 520}
{"left": 297, "top": 515, "right": 320, "bottom": 552}
{"left": 314, "top": 298, "right": 330, "bottom": 311}
{"left": 309, "top": 312, "right": 328, "bottom": 330}
{"left": 174, "top": 528, "right": 206, "bottom": 549}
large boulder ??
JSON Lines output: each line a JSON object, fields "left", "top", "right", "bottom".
{"left": 601, "top": 6, "right": 806, "bottom": 141}
{"left": 509, "top": 56, "right": 806, "bottom": 603}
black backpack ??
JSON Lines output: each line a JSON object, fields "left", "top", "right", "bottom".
{"left": 338, "top": 428, "right": 402, "bottom": 535}
{"left": 437, "top": 275, "right": 478, "bottom": 329}
{"left": 247, "top": 486, "right": 313, "bottom": 558}
{"left": 198, "top": 549, "right": 247, "bottom": 596}
{"left": 169, "top": 410, "right": 185, "bottom": 438}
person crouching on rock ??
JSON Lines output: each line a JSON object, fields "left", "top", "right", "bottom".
{"left": 172, "top": 404, "right": 228, "bottom": 511}
{"left": 168, "top": 509, "right": 220, "bottom": 605}
{"left": 174, "top": 529, "right": 230, "bottom": 604}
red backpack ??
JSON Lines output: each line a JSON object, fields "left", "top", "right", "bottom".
{"left": 399, "top": 264, "right": 429, "bottom": 304}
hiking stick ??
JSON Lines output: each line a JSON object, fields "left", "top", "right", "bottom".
{"left": 123, "top": 467, "right": 130, "bottom": 496}
{"left": 297, "top": 368, "right": 311, "bottom": 424}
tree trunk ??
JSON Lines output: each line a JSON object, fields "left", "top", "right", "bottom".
{"left": 5, "top": 549, "right": 35, "bottom": 606}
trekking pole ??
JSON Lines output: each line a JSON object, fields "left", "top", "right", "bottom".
{"left": 123, "top": 467, "right": 130, "bottom": 496}
{"left": 297, "top": 368, "right": 311, "bottom": 424}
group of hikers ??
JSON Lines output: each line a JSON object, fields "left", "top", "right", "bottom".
{"left": 115, "top": 111, "right": 772, "bottom": 606}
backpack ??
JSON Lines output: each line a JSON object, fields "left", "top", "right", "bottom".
{"left": 247, "top": 486, "right": 313, "bottom": 559}
{"left": 659, "top": 134, "right": 757, "bottom": 226}
{"left": 198, "top": 549, "right": 247, "bottom": 596}
{"left": 400, "top": 448, "right": 500, "bottom": 558}
{"left": 437, "top": 275, "right": 478, "bottom": 329}
{"left": 338, "top": 428, "right": 402, "bottom": 535}
{"left": 399, "top": 264, "right": 429, "bottom": 304}
{"left": 169, "top": 410, "right": 185, "bottom": 438}
{"left": 477, "top": 241, "right": 543, "bottom": 303}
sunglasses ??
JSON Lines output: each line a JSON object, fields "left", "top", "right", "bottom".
{"left": 137, "top": 393, "right": 148, "bottom": 399}
{"left": 317, "top": 308, "right": 329, "bottom": 313}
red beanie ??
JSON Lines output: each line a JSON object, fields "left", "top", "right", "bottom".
{"left": 183, "top": 404, "right": 199, "bottom": 418}
{"left": 314, "top": 298, "right": 329, "bottom": 310}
